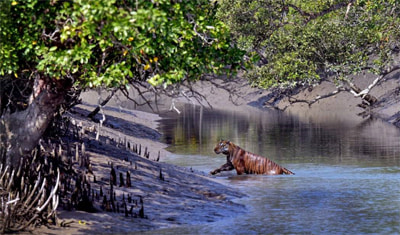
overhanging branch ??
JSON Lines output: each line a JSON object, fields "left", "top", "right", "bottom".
{"left": 282, "top": 86, "right": 348, "bottom": 110}
{"left": 281, "top": 63, "right": 400, "bottom": 111}
{"left": 346, "top": 64, "right": 400, "bottom": 105}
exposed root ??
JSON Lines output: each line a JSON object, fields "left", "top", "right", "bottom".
{"left": 0, "top": 158, "right": 60, "bottom": 233}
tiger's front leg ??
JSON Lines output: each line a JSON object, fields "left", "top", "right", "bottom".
{"left": 210, "top": 162, "right": 234, "bottom": 175}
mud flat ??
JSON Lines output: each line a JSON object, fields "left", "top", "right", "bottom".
{"left": 31, "top": 103, "right": 244, "bottom": 234}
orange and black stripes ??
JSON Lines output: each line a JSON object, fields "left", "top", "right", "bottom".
{"left": 211, "top": 140, "right": 294, "bottom": 175}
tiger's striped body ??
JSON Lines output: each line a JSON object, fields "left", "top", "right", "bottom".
{"left": 210, "top": 140, "right": 294, "bottom": 175}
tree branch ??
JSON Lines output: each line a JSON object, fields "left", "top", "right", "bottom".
{"left": 282, "top": 86, "right": 348, "bottom": 110}
{"left": 346, "top": 64, "right": 400, "bottom": 105}
{"left": 88, "top": 87, "right": 118, "bottom": 120}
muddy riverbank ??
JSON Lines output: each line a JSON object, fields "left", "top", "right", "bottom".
{"left": 32, "top": 103, "right": 244, "bottom": 234}
{"left": 86, "top": 72, "right": 400, "bottom": 129}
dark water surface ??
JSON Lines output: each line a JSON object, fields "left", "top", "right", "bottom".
{"left": 154, "top": 104, "right": 400, "bottom": 234}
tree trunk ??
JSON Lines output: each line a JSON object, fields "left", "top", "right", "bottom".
{"left": 0, "top": 77, "right": 65, "bottom": 168}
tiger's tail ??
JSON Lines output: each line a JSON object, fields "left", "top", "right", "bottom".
{"left": 282, "top": 167, "right": 295, "bottom": 175}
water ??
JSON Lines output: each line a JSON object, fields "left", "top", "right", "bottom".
{"left": 155, "top": 104, "right": 400, "bottom": 234}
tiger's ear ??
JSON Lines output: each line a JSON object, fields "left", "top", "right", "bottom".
{"left": 226, "top": 140, "right": 230, "bottom": 144}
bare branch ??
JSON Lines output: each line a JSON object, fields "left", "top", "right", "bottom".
{"left": 88, "top": 87, "right": 119, "bottom": 120}
{"left": 348, "top": 76, "right": 381, "bottom": 100}
{"left": 180, "top": 81, "right": 213, "bottom": 108}
{"left": 186, "top": 14, "right": 216, "bottom": 44}
{"left": 346, "top": 64, "right": 400, "bottom": 105}
{"left": 122, "top": 83, "right": 156, "bottom": 112}
{"left": 281, "top": 86, "right": 348, "bottom": 110}
{"left": 42, "top": 28, "right": 60, "bottom": 41}
{"left": 204, "top": 76, "right": 247, "bottom": 106}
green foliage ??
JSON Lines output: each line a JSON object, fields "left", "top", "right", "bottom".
{"left": 218, "top": 0, "right": 400, "bottom": 88}
{"left": 0, "top": 0, "right": 244, "bottom": 88}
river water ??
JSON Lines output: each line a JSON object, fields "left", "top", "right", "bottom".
{"left": 154, "top": 104, "right": 400, "bottom": 234}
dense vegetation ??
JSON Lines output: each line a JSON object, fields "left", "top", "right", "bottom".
{"left": 1, "top": 0, "right": 243, "bottom": 88}
{"left": 217, "top": 0, "right": 400, "bottom": 88}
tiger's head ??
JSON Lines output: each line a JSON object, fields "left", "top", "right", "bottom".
{"left": 214, "top": 140, "right": 231, "bottom": 155}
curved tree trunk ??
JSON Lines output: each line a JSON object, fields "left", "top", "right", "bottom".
{"left": 0, "top": 77, "right": 65, "bottom": 168}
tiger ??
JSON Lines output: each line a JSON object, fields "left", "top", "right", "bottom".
{"left": 210, "top": 140, "right": 294, "bottom": 175}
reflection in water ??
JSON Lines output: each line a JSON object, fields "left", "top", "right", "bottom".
{"left": 155, "top": 104, "right": 400, "bottom": 234}
{"left": 160, "top": 104, "right": 400, "bottom": 166}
